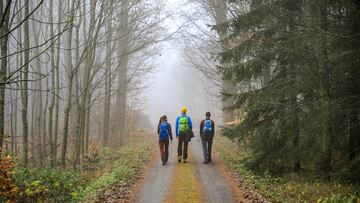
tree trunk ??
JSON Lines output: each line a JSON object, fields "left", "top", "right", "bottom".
{"left": 0, "top": 0, "right": 11, "bottom": 153}
{"left": 9, "top": 85, "right": 15, "bottom": 154}
{"left": 114, "top": 0, "right": 130, "bottom": 146}
{"left": 72, "top": 7, "right": 83, "bottom": 169}
{"left": 21, "top": 0, "right": 30, "bottom": 165}
{"left": 43, "top": 70, "right": 48, "bottom": 160}
{"left": 317, "top": 0, "right": 332, "bottom": 176}
{"left": 31, "top": 6, "right": 43, "bottom": 165}
{"left": 84, "top": 92, "right": 91, "bottom": 154}
{"left": 208, "top": 0, "right": 235, "bottom": 123}
{"left": 48, "top": 0, "right": 56, "bottom": 167}
{"left": 348, "top": 0, "right": 360, "bottom": 161}
{"left": 53, "top": 0, "right": 62, "bottom": 166}
{"left": 61, "top": 0, "right": 76, "bottom": 168}
{"left": 102, "top": 9, "right": 113, "bottom": 147}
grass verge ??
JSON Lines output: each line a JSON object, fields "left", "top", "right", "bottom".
{"left": 73, "top": 141, "right": 152, "bottom": 202}
{"left": 214, "top": 136, "right": 360, "bottom": 203}
{"left": 4, "top": 135, "right": 152, "bottom": 203}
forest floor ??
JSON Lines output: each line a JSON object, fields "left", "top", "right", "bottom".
{"left": 96, "top": 136, "right": 267, "bottom": 203}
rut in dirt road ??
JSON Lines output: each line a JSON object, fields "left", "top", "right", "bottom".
{"left": 135, "top": 137, "right": 236, "bottom": 203}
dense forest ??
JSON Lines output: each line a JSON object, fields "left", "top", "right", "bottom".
{"left": 216, "top": 0, "right": 360, "bottom": 180}
{"left": 0, "top": 0, "right": 161, "bottom": 167}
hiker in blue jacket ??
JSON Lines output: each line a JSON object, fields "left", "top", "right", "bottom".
{"left": 175, "top": 107, "right": 193, "bottom": 163}
{"left": 158, "top": 115, "right": 173, "bottom": 165}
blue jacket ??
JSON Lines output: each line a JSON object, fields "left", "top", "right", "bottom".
{"left": 175, "top": 114, "right": 192, "bottom": 137}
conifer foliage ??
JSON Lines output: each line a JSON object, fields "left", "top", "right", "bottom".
{"left": 219, "top": 0, "right": 360, "bottom": 180}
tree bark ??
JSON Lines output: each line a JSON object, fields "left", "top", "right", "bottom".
{"left": 102, "top": 7, "right": 113, "bottom": 147}
{"left": 48, "top": 0, "right": 56, "bottom": 167}
{"left": 21, "top": 0, "right": 30, "bottom": 165}
{"left": 31, "top": 4, "right": 43, "bottom": 165}
{"left": 53, "top": 0, "right": 62, "bottom": 167}
{"left": 61, "top": 0, "right": 76, "bottom": 168}
{"left": 348, "top": 0, "right": 360, "bottom": 161}
{"left": 317, "top": 0, "right": 333, "bottom": 176}
{"left": 208, "top": 0, "right": 235, "bottom": 123}
{"left": 114, "top": 0, "right": 130, "bottom": 146}
{"left": 0, "top": 0, "right": 11, "bottom": 153}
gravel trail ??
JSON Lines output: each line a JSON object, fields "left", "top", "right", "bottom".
{"left": 135, "top": 136, "right": 236, "bottom": 203}
{"left": 190, "top": 137, "right": 235, "bottom": 203}
{"left": 135, "top": 141, "right": 177, "bottom": 203}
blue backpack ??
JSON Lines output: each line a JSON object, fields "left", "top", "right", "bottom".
{"left": 203, "top": 119, "right": 212, "bottom": 136}
{"left": 159, "top": 121, "right": 169, "bottom": 140}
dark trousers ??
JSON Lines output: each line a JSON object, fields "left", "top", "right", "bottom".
{"left": 159, "top": 139, "right": 169, "bottom": 163}
{"left": 208, "top": 137, "right": 213, "bottom": 161}
{"left": 177, "top": 133, "right": 188, "bottom": 160}
{"left": 201, "top": 137, "right": 213, "bottom": 162}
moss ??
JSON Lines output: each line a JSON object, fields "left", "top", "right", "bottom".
{"left": 165, "top": 154, "right": 203, "bottom": 203}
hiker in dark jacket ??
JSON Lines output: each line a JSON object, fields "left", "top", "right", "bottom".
{"left": 200, "top": 112, "right": 215, "bottom": 164}
{"left": 158, "top": 115, "right": 173, "bottom": 165}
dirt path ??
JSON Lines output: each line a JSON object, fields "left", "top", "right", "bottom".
{"left": 135, "top": 137, "right": 239, "bottom": 203}
{"left": 135, "top": 141, "right": 177, "bottom": 203}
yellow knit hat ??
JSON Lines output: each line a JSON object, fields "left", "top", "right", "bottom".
{"left": 181, "top": 107, "right": 187, "bottom": 114}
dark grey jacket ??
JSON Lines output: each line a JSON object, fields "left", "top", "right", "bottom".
{"left": 200, "top": 118, "right": 215, "bottom": 139}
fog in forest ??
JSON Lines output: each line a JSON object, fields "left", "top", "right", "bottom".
{"left": 144, "top": 0, "right": 222, "bottom": 129}
{"left": 144, "top": 48, "right": 222, "bottom": 129}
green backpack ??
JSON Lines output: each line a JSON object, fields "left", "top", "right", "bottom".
{"left": 178, "top": 116, "right": 189, "bottom": 133}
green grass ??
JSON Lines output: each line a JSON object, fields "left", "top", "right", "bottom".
{"left": 214, "top": 136, "right": 360, "bottom": 203}
{"left": 8, "top": 139, "right": 152, "bottom": 203}
{"left": 73, "top": 141, "right": 152, "bottom": 202}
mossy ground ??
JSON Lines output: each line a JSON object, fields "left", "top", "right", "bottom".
{"left": 165, "top": 154, "right": 203, "bottom": 203}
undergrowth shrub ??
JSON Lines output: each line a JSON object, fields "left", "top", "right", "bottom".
{"left": 13, "top": 167, "right": 87, "bottom": 202}
{"left": 0, "top": 149, "right": 18, "bottom": 203}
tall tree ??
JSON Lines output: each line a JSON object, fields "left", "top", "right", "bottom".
{"left": 48, "top": 0, "right": 56, "bottom": 167}
{"left": 114, "top": 0, "right": 130, "bottom": 146}
{"left": 102, "top": 0, "right": 114, "bottom": 147}
{"left": 61, "top": 0, "right": 76, "bottom": 168}
{"left": 21, "top": 0, "right": 30, "bottom": 165}
{"left": 0, "top": 0, "right": 11, "bottom": 152}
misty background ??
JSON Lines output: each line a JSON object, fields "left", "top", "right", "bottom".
{"left": 144, "top": 0, "right": 222, "bottom": 129}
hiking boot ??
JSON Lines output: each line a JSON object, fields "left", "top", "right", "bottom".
{"left": 183, "top": 159, "right": 187, "bottom": 163}
{"left": 178, "top": 157, "right": 181, "bottom": 163}
{"left": 162, "top": 162, "right": 165, "bottom": 165}
{"left": 203, "top": 161, "right": 208, "bottom": 164}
